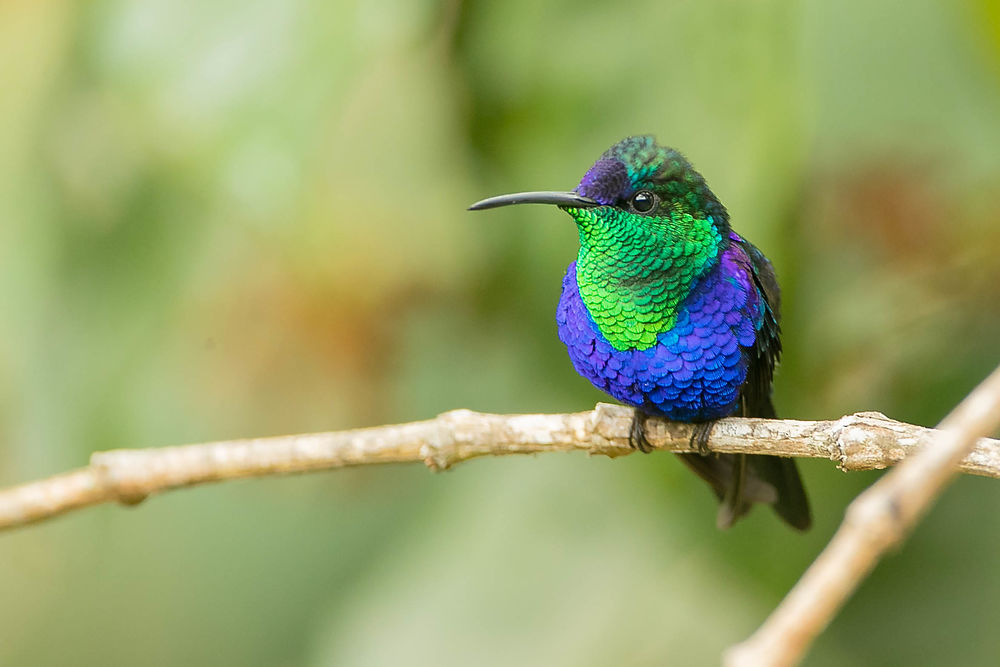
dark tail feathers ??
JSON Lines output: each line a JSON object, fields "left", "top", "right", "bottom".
{"left": 675, "top": 452, "right": 811, "bottom": 530}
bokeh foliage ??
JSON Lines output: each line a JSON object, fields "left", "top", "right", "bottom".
{"left": 1, "top": 0, "right": 999, "bottom": 665}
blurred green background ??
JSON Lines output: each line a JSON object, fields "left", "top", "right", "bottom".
{"left": 2, "top": 0, "right": 1000, "bottom": 665}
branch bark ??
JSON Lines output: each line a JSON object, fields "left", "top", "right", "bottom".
{"left": 0, "top": 405, "right": 998, "bottom": 532}
{"left": 725, "top": 363, "right": 1000, "bottom": 667}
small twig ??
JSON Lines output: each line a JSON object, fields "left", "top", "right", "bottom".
{"left": 0, "top": 405, "right": 998, "bottom": 533}
{"left": 725, "top": 363, "right": 1000, "bottom": 667}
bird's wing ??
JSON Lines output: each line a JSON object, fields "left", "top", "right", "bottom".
{"left": 732, "top": 235, "right": 810, "bottom": 530}
{"left": 732, "top": 236, "right": 782, "bottom": 419}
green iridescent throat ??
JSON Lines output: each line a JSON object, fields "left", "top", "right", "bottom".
{"left": 568, "top": 207, "right": 722, "bottom": 351}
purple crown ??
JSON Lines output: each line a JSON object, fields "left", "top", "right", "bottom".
{"left": 576, "top": 158, "right": 630, "bottom": 206}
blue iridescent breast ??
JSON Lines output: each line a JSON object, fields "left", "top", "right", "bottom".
{"left": 556, "top": 237, "right": 764, "bottom": 421}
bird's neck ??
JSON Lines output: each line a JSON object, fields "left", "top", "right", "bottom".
{"left": 573, "top": 209, "right": 725, "bottom": 351}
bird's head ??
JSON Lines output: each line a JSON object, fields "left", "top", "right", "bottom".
{"left": 469, "top": 135, "right": 730, "bottom": 251}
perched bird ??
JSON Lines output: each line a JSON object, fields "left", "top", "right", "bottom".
{"left": 469, "top": 136, "right": 810, "bottom": 530}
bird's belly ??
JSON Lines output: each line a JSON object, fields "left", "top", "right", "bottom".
{"left": 556, "top": 266, "right": 750, "bottom": 422}
{"left": 560, "top": 327, "right": 744, "bottom": 421}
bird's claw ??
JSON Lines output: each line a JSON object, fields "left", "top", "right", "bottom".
{"left": 690, "top": 422, "right": 715, "bottom": 456}
{"left": 629, "top": 411, "right": 654, "bottom": 453}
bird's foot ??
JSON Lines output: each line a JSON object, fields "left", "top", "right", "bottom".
{"left": 690, "top": 422, "right": 716, "bottom": 456}
{"left": 629, "top": 411, "right": 654, "bottom": 453}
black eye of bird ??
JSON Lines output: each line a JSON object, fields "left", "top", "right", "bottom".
{"left": 630, "top": 190, "right": 656, "bottom": 213}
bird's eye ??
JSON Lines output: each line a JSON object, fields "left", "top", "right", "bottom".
{"left": 630, "top": 190, "right": 656, "bottom": 213}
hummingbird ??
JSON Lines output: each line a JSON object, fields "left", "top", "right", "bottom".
{"left": 469, "top": 136, "right": 810, "bottom": 530}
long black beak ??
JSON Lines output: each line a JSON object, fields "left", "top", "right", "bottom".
{"left": 468, "top": 191, "right": 599, "bottom": 211}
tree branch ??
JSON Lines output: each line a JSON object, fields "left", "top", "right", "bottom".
{"left": 0, "top": 405, "right": 998, "bottom": 532}
{"left": 725, "top": 362, "right": 1000, "bottom": 667}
